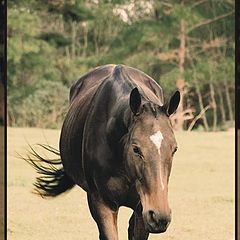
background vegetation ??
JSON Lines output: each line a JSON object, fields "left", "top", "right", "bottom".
{"left": 0, "top": 0, "right": 6, "bottom": 125}
{"left": 7, "top": 0, "right": 235, "bottom": 130}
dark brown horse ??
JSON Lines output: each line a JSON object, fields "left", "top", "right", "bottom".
{"left": 28, "top": 64, "right": 180, "bottom": 240}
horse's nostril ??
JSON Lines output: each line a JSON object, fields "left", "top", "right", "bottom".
{"left": 145, "top": 211, "right": 171, "bottom": 233}
{"left": 159, "top": 218, "right": 169, "bottom": 228}
{"left": 148, "top": 210, "right": 159, "bottom": 223}
{"left": 148, "top": 210, "right": 155, "bottom": 220}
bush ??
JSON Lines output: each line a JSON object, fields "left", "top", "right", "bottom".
{"left": 10, "top": 81, "right": 69, "bottom": 128}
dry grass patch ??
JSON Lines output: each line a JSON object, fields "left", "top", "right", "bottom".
{"left": 7, "top": 128, "right": 234, "bottom": 240}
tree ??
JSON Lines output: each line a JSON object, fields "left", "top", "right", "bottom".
{"left": 7, "top": 0, "right": 234, "bottom": 130}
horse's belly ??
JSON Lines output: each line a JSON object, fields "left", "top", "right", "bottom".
{"left": 60, "top": 91, "right": 94, "bottom": 190}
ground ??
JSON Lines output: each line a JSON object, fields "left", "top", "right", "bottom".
{"left": 0, "top": 127, "right": 4, "bottom": 239}
{"left": 239, "top": 130, "right": 240, "bottom": 240}
{"left": 7, "top": 127, "right": 234, "bottom": 240}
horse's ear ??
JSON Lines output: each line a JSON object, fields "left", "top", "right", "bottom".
{"left": 130, "top": 87, "right": 142, "bottom": 115}
{"left": 167, "top": 91, "right": 180, "bottom": 116}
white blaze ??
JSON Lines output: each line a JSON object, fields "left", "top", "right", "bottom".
{"left": 150, "top": 130, "right": 164, "bottom": 190}
{"left": 150, "top": 131, "right": 163, "bottom": 154}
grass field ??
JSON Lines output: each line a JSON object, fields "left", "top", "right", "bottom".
{"left": 7, "top": 127, "right": 234, "bottom": 240}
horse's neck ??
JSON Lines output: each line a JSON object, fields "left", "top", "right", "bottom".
{"left": 105, "top": 97, "right": 132, "bottom": 154}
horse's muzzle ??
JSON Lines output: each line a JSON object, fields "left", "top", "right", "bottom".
{"left": 143, "top": 210, "right": 171, "bottom": 233}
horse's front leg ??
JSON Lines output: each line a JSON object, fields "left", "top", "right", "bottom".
{"left": 128, "top": 211, "right": 149, "bottom": 240}
{"left": 87, "top": 192, "right": 119, "bottom": 240}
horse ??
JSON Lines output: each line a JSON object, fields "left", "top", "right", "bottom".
{"left": 28, "top": 64, "right": 180, "bottom": 240}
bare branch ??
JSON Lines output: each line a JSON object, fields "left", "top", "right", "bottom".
{"left": 191, "top": 0, "right": 208, "bottom": 9}
{"left": 159, "top": 36, "right": 227, "bottom": 63}
{"left": 187, "top": 105, "right": 211, "bottom": 132}
{"left": 159, "top": 1, "right": 173, "bottom": 8}
{"left": 202, "top": 37, "right": 227, "bottom": 50}
{"left": 224, "top": 0, "right": 234, "bottom": 6}
{"left": 158, "top": 49, "right": 179, "bottom": 61}
{"left": 188, "top": 10, "right": 234, "bottom": 33}
{"left": 170, "top": 107, "right": 195, "bottom": 128}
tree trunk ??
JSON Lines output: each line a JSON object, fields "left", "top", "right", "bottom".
{"left": 76, "top": 41, "right": 81, "bottom": 57}
{"left": 209, "top": 82, "right": 217, "bottom": 131}
{"left": 83, "top": 22, "right": 88, "bottom": 57}
{"left": 216, "top": 87, "right": 226, "bottom": 125}
{"left": 0, "top": 81, "right": 4, "bottom": 125}
{"left": 224, "top": 80, "right": 233, "bottom": 121}
{"left": 71, "top": 21, "right": 76, "bottom": 59}
{"left": 94, "top": 29, "right": 99, "bottom": 56}
{"left": 175, "top": 18, "right": 186, "bottom": 131}
{"left": 194, "top": 77, "right": 209, "bottom": 131}
{"left": 65, "top": 46, "right": 71, "bottom": 62}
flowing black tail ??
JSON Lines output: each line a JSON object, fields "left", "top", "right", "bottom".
{"left": 23, "top": 144, "right": 75, "bottom": 198}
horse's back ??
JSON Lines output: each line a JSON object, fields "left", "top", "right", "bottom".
{"left": 70, "top": 64, "right": 163, "bottom": 105}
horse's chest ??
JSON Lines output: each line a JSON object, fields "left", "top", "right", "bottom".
{"left": 102, "top": 176, "right": 130, "bottom": 204}
{"left": 102, "top": 176, "right": 139, "bottom": 209}
{"left": 106, "top": 176, "right": 128, "bottom": 193}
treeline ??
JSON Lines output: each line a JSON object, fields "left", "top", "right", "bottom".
{"left": 7, "top": 0, "right": 234, "bottom": 130}
{"left": 0, "top": 0, "right": 6, "bottom": 125}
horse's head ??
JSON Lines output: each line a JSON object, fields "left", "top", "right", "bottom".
{"left": 125, "top": 87, "right": 180, "bottom": 233}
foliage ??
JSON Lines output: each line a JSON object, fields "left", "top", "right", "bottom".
{"left": 7, "top": 0, "right": 234, "bottom": 130}
{"left": 8, "top": 80, "right": 68, "bottom": 128}
{"left": 38, "top": 32, "right": 72, "bottom": 48}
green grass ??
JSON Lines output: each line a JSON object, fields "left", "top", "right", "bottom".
{"left": 7, "top": 128, "right": 234, "bottom": 240}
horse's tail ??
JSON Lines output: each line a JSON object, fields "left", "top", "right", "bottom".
{"left": 23, "top": 144, "right": 75, "bottom": 198}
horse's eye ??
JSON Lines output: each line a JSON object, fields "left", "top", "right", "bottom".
{"left": 133, "top": 145, "right": 142, "bottom": 156}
